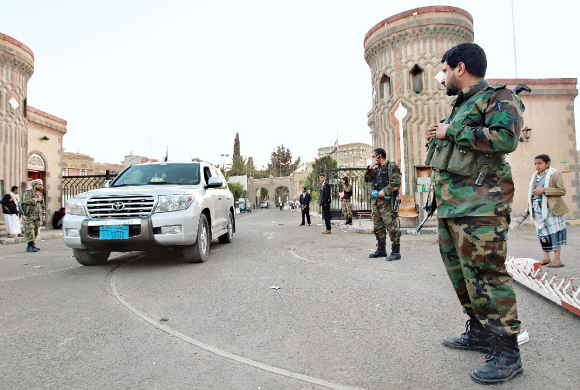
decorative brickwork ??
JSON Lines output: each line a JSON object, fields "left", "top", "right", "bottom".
{"left": 364, "top": 7, "right": 473, "bottom": 218}
{"left": 0, "top": 33, "right": 34, "bottom": 208}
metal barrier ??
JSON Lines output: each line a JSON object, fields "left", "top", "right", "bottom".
{"left": 62, "top": 172, "right": 117, "bottom": 207}
{"left": 328, "top": 167, "right": 372, "bottom": 219}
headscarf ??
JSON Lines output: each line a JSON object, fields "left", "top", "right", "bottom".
{"left": 30, "top": 179, "right": 43, "bottom": 187}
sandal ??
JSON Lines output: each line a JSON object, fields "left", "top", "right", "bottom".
{"left": 541, "top": 260, "right": 550, "bottom": 265}
{"left": 546, "top": 262, "right": 564, "bottom": 268}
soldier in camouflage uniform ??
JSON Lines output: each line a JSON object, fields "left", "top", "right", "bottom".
{"left": 341, "top": 177, "right": 353, "bottom": 225}
{"left": 425, "top": 43, "right": 525, "bottom": 385}
{"left": 364, "top": 148, "right": 401, "bottom": 260}
{"left": 21, "top": 179, "right": 46, "bottom": 253}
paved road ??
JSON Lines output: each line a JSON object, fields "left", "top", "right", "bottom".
{"left": 1, "top": 209, "right": 578, "bottom": 389}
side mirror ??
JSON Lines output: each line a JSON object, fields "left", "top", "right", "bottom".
{"left": 207, "top": 177, "right": 222, "bottom": 187}
{"left": 103, "top": 180, "right": 112, "bottom": 188}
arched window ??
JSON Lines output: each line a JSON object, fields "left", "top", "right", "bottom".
{"left": 410, "top": 65, "right": 424, "bottom": 94}
{"left": 28, "top": 154, "right": 46, "bottom": 171}
{"left": 379, "top": 74, "right": 391, "bottom": 100}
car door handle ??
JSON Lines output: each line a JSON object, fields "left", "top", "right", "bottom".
{"left": 217, "top": 196, "right": 222, "bottom": 200}
{"left": 226, "top": 195, "right": 231, "bottom": 200}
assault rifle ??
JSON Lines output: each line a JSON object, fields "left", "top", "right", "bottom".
{"left": 517, "top": 210, "right": 530, "bottom": 226}
{"left": 416, "top": 192, "right": 436, "bottom": 233}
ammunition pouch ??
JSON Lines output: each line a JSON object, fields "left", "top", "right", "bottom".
{"left": 425, "top": 138, "right": 504, "bottom": 177}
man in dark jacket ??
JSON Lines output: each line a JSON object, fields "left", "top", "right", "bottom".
{"left": 319, "top": 173, "right": 331, "bottom": 234}
{"left": 299, "top": 187, "right": 311, "bottom": 226}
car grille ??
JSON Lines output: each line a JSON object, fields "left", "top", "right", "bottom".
{"left": 86, "top": 195, "right": 155, "bottom": 218}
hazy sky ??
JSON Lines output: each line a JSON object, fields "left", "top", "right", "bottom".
{"left": 2, "top": 0, "right": 578, "bottom": 169}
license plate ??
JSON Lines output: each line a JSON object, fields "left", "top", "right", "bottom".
{"left": 99, "top": 225, "right": 129, "bottom": 240}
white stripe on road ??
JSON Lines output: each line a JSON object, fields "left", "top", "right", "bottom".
{"left": 110, "top": 261, "right": 362, "bottom": 390}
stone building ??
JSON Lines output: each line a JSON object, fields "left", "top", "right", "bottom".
{"left": 27, "top": 107, "right": 67, "bottom": 220}
{"left": 62, "top": 151, "right": 95, "bottom": 176}
{"left": 124, "top": 152, "right": 157, "bottom": 167}
{"left": 317, "top": 142, "right": 372, "bottom": 168}
{"left": 1, "top": 33, "right": 68, "bottom": 232}
{"left": 94, "top": 162, "right": 125, "bottom": 175}
{"left": 363, "top": 6, "right": 578, "bottom": 219}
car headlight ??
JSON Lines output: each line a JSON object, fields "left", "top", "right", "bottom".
{"left": 67, "top": 198, "right": 87, "bottom": 216}
{"left": 155, "top": 195, "right": 194, "bottom": 213}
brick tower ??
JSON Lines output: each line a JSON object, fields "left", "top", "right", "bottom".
{"left": 363, "top": 6, "right": 473, "bottom": 206}
{"left": 0, "top": 33, "right": 34, "bottom": 194}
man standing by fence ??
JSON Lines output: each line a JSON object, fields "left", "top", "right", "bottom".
{"left": 365, "top": 148, "right": 401, "bottom": 260}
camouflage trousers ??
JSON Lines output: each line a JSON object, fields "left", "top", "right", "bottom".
{"left": 372, "top": 199, "right": 400, "bottom": 245}
{"left": 438, "top": 216, "right": 520, "bottom": 336}
{"left": 341, "top": 199, "right": 352, "bottom": 219}
{"left": 23, "top": 218, "right": 41, "bottom": 242}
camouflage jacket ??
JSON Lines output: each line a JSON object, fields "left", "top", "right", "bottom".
{"left": 434, "top": 80, "right": 524, "bottom": 218}
{"left": 22, "top": 189, "right": 46, "bottom": 220}
{"left": 341, "top": 184, "right": 353, "bottom": 200}
{"left": 364, "top": 162, "right": 402, "bottom": 199}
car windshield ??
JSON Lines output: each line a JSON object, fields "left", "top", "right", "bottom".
{"left": 111, "top": 163, "right": 200, "bottom": 187}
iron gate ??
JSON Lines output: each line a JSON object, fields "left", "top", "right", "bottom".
{"left": 62, "top": 172, "right": 117, "bottom": 207}
{"left": 328, "top": 167, "right": 372, "bottom": 219}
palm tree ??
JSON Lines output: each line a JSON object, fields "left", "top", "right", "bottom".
{"left": 228, "top": 155, "right": 247, "bottom": 176}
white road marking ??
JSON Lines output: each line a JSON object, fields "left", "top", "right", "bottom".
{"left": 110, "top": 259, "right": 361, "bottom": 390}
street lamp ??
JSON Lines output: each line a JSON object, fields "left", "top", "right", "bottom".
{"left": 519, "top": 127, "right": 532, "bottom": 142}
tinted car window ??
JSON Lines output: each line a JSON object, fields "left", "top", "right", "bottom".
{"left": 111, "top": 163, "right": 200, "bottom": 186}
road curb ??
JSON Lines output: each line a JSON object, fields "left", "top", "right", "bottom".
{"left": 0, "top": 231, "right": 63, "bottom": 245}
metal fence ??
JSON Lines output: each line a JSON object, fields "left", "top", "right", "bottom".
{"left": 328, "top": 167, "right": 372, "bottom": 219}
{"left": 62, "top": 172, "right": 117, "bottom": 207}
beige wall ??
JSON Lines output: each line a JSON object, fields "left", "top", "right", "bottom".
{"left": 27, "top": 106, "right": 67, "bottom": 225}
{"left": 490, "top": 79, "right": 579, "bottom": 218}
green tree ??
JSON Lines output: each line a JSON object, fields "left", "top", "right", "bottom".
{"left": 304, "top": 155, "right": 337, "bottom": 201}
{"left": 246, "top": 157, "right": 255, "bottom": 178}
{"left": 234, "top": 133, "right": 240, "bottom": 157}
{"left": 219, "top": 164, "right": 229, "bottom": 180}
{"left": 227, "top": 182, "right": 245, "bottom": 200}
{"left": 270, "top": 144, "right": 302, "bottom": 177}
{"left": 191, "top": 157, "right": 201, "bottom": 162}
{"left": 228, "top": 155, "right": 247, "bottom": 176}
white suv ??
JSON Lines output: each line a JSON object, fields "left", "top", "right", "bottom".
{"left": 63, "top": 162, "right": 235, "bottom": 265}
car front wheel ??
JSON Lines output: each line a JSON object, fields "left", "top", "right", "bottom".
{"left": 183, "top": 214, "right": 209, "bottom": 263}
{"left": 73, "top": 248, "right": 110, "bottom": 266}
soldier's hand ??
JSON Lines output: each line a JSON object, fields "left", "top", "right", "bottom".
{"left": 435, "top": 123, "right": 449, "bottom": 139}
{"left": 378, "top": 190, "right": 386, "bottom": 198}
{"left": 426, "top": 124, "right": 438, "bottom": 140}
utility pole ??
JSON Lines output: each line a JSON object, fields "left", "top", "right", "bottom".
{"left": 511, "top": 0, "right": 518, "bottom": 78}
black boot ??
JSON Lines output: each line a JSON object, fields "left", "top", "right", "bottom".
{"left": 442, "top": 318, "right": 494, "bottom": 352}
{"left": 26, "top": 242, "right": 39, "bottom": 253}
{"left": 385, "top": 243, "right": 401, "bottom": 261}
{"left": 470, "top": 334, "right": 523, "bottom": 385}
{"left": 369, "top": 242, "right": 388, "bottom": 258}
{"left": 345, "top": 217, "right": 352, "bottom": 225}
